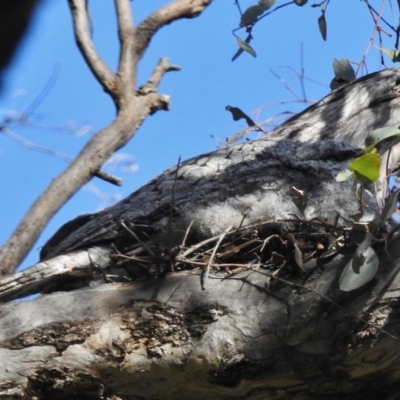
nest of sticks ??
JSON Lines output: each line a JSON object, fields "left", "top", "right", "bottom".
{"left": 107, "top": 217, "right": 351, "bottom": 288}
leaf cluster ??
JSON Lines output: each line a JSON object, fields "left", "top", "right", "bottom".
{"left": 334, "top": 126, "right": 400, "bottom": 291}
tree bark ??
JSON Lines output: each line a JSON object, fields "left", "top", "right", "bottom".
{"left": 2, "top": 69, "right": 400, "bottom": 399}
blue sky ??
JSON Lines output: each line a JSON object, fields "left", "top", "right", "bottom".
{"left": 0, "top": 0, "right": 397, "bottom": 270}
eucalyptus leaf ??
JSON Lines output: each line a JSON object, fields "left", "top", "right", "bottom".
{"left": 231, "top": 31, "right": 253, "bottom": 62}
{"left": 339, "top": 246, "right": 379, "bottom": 292}
{"left": 365, "top": 126, "right": 400, "bottom": 153}
{"left": 349, "top": 153, "right": 381, "bottom": 183}
{"left": 332, "top": 58, "right": 355, "bottom": 83}
{"left": 382, "top": 48, "right": 400, "bottom": 63}
{"left": 318, "top": 13, "right": 327, "bottom": 41}
{"left": 236, "top": 37, "right": 257, "bottom": 57}
{"left": 352, "top": 231, "right": 372, "bottom": 272}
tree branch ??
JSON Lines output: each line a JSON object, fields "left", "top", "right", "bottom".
{"left": 0, "top": 0, "right": 212, "bottom": 275}
{"left": 115, "top": 0, "right": 136, "bottom": 106}
{"left": 133, "top": 0, "right": 213, "bottom": 60}
{"left": 138, "top": 57, "right": 181, "bottom": 95}
{"left": 68, "top": 0, "right": 116, "bottom": 94}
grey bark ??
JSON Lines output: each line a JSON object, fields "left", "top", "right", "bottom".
{"left": 2, "top": 69, "right": 400, "bottom": 399}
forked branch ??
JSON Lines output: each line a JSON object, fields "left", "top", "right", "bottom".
{"left": 0, "top": 0, "right": 212, "bottom": 275}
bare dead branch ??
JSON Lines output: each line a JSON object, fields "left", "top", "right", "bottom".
{"left": 0, "top": 245, "right": 111, "bottom": 303}
{"left": 68, "top": 0, "right": 115, "bottom": 93}
{"left": 94, "top": 169, "right": 122, "bottom": 186}
{"left": 133, "top": 0, "right": 213, "bottom": 60}
{"left": 0, "top": 0, "right": 213, "bottom": 274}
{"left": 138, "top": 57, "right": 181, "bottom": 96}
{"left": 115, "top": 0, "right": 136, "bottom": 100}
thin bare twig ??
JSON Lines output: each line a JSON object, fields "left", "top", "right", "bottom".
{"left": 119, "top": 220, "right": 155, "bottom": 256}
{"left": 203, "top": 225, "right": 232, "bottom": 289}
{"left": 181, "top": 220, "right": 194, "bottom": 248}
{"left": 1, "top": 127, "right": 122, "bottom": 186}
{"left": 168, "top": 156, "right": 181, "bottom": 252}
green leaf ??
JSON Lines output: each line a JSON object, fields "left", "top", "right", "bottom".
{"left": 339, "top": 244, "right": 379, "bottom": 292}
{"left": 294, "top": 0, "right": 308, "bottom": 5}
{"left": 236, "top": 37, "right": 257, "bottom": 57}
{"left": 382, "top": 48, "right": 400, "bottom": 63}
{"left": 318, "top": 13, "right": 327, "bottom": 41}
{"left": 365, "top": 126, "right": 400, "bottom": 153}
{"left": 349, "top": 153, "right": 381, "bottom": 183}
{"left": 336, "top": 169, "right": 353, "bottom": 182}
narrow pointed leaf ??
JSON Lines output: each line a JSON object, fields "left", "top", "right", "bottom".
{"left": 382, "top": 48, "right": 400, "bottom": 63}
{"left": 232, "top": 32, "right": 253, "bottom": 62}
{"left": 318, "top": 13, "right": 327, "bottom": 41}
{"left": 236, "top": 38, "right": 257, "bottom": 58}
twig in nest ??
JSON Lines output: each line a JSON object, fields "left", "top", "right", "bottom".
{"left": 181, "top": 219, "right": 194, "bottom": 247}
{"left": 202, "top": 225, "right": 232, "bottom": 290}
{"left": 168, "top": 155, "right": 181, "bottom": 252}
{"left": 119, "top": 219, "right": 155, "bottom": 256}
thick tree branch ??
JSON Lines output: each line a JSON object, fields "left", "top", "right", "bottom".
{"left": 0, "top": 245, "right": 111, "bottom": 303}
{"left": 68, "top": 0, "right": 116, "bottom": 94}
{"left": 115, "top": 0, "right": 136, "bottom": 107}
{"left": 133, "top": 0, "right": 213, "bottom": 60}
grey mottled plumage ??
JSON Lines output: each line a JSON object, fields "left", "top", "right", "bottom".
{"left": 41, "top": 69, "right": 400, "bottom": 260}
